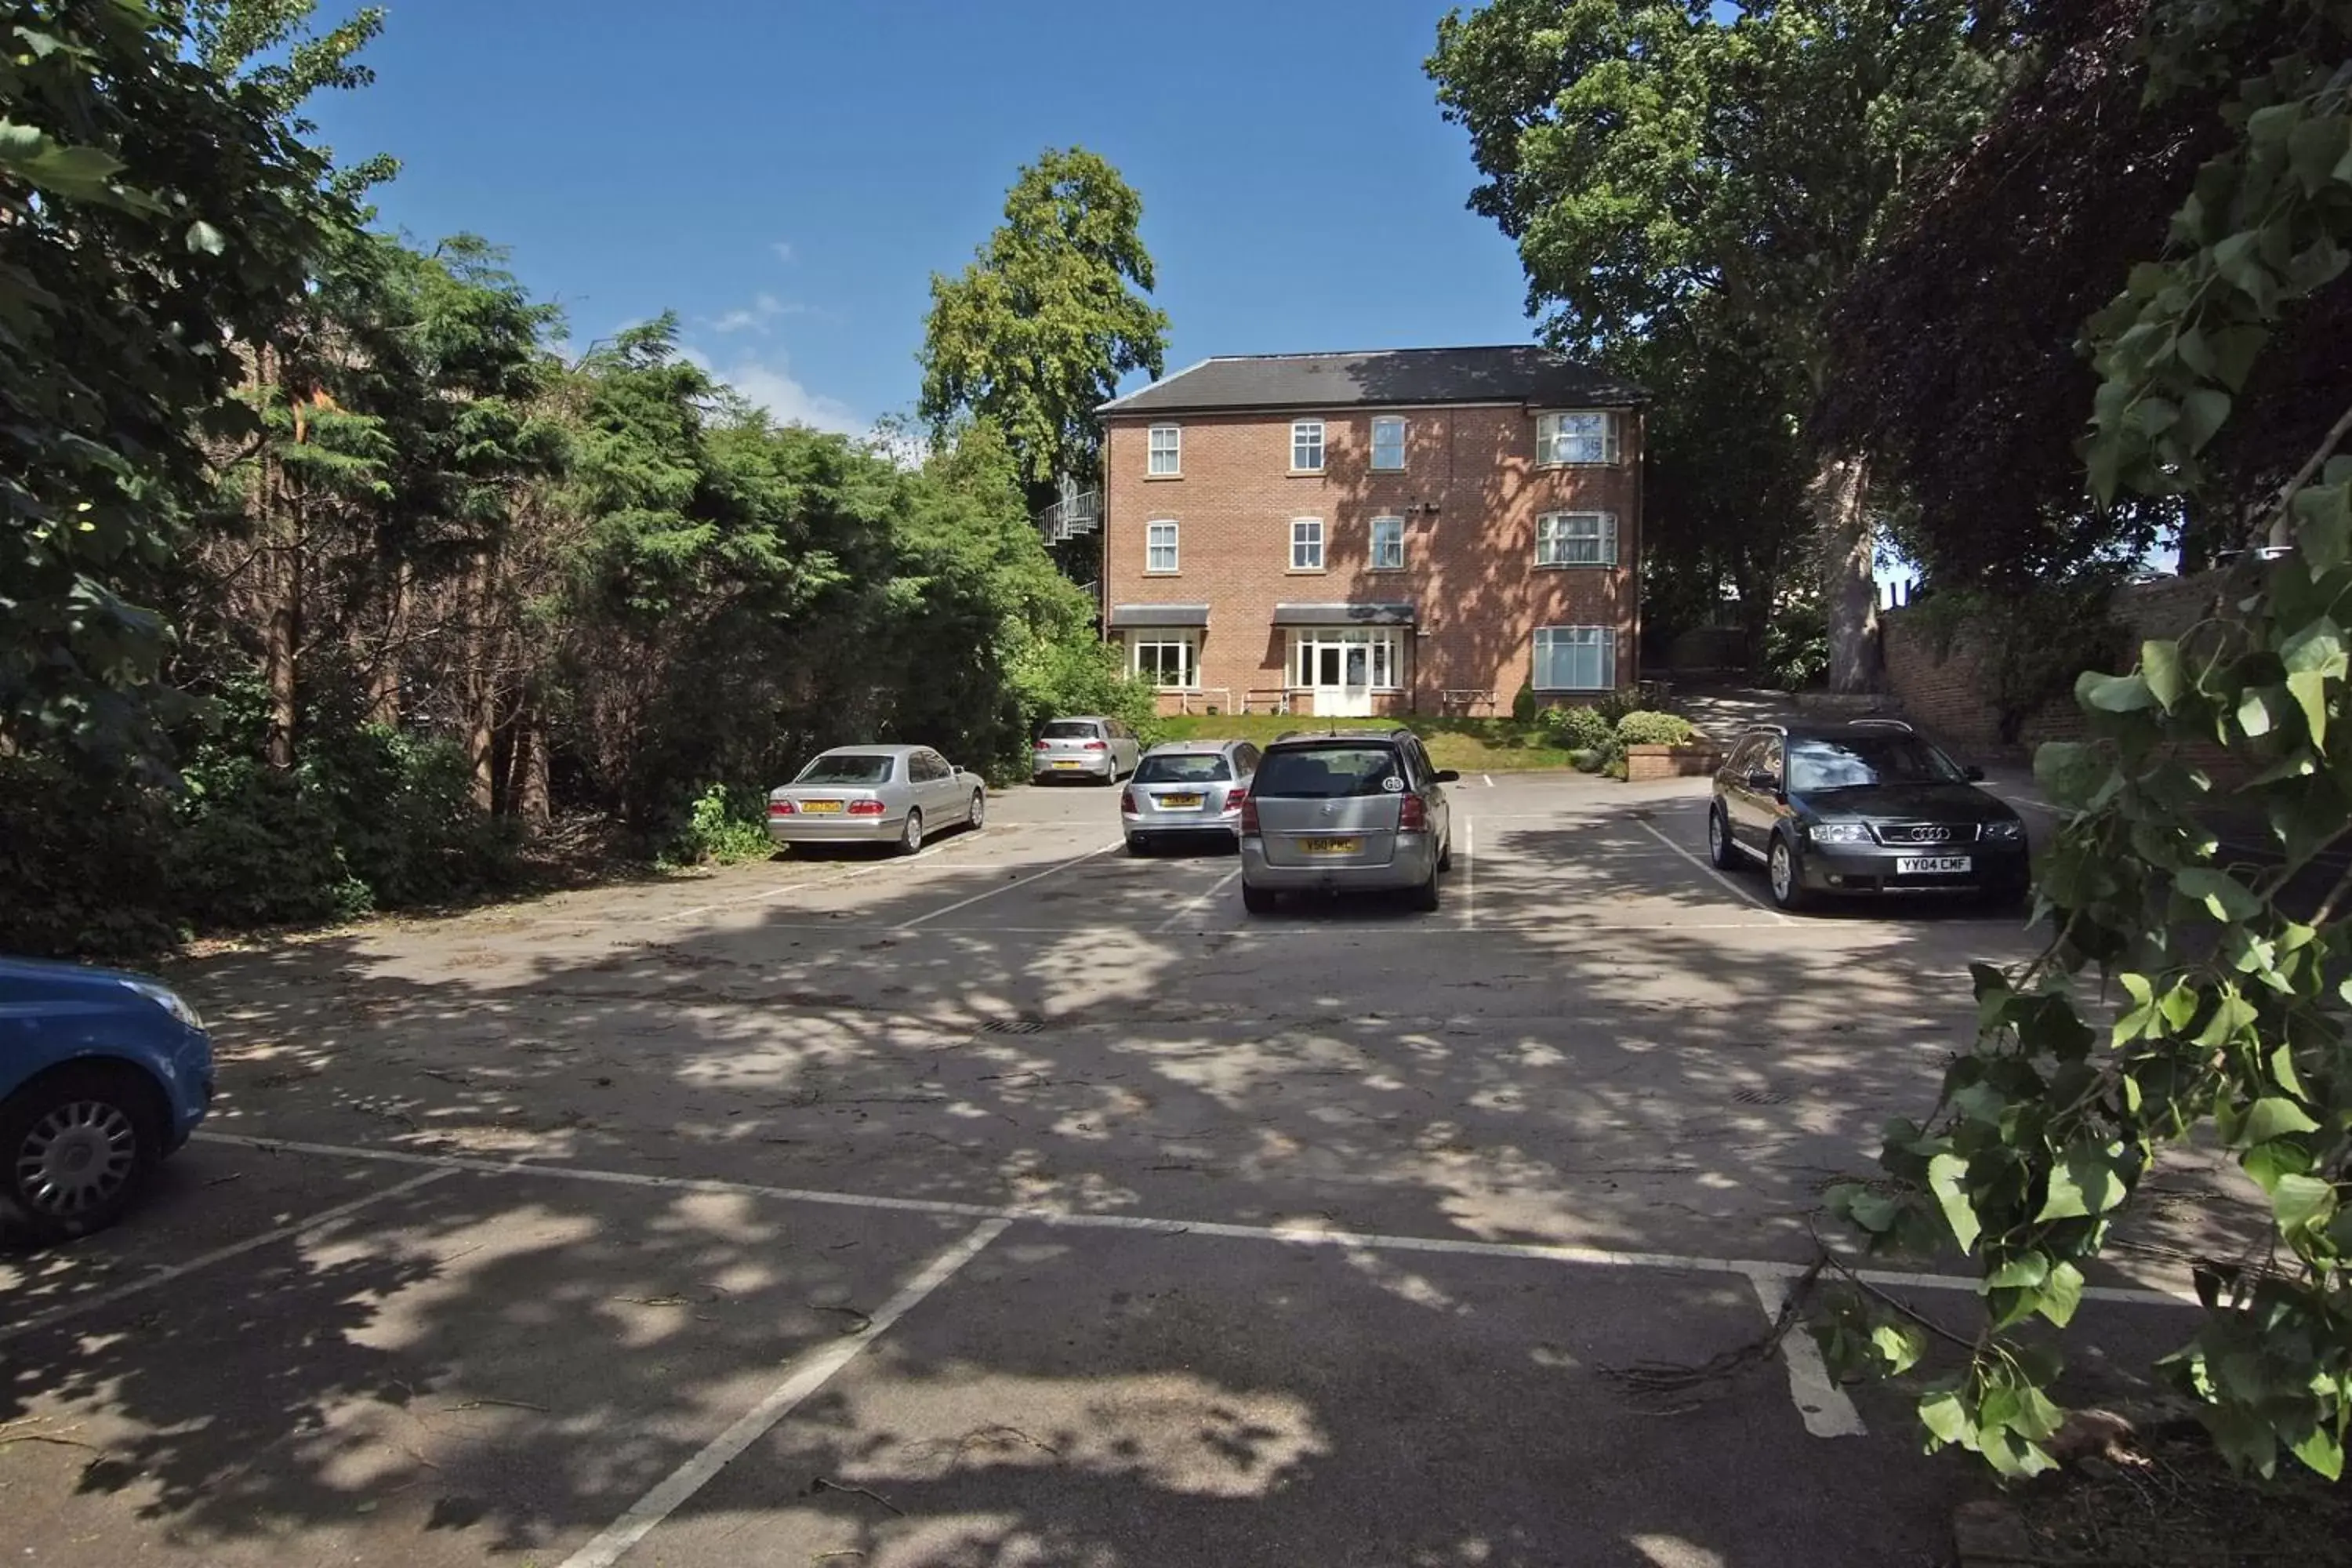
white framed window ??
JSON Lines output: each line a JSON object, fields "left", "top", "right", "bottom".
{"left": 1534, "top": 626, "right": 1617, "bottom": 691}
{"left": 1370, "top": 514, "right": 1406, "bottom": 570}
{"left": 1290, "top": 628, "right": 1403, "bottom": 691}
{"left": 1290, "top": 517, "right": 1324, "bottom": 570}
{"left": 1291, "top": 419, "right": 1325, "bottom": 472}
{"left": 1148, "top": 424, "right": 1181, "bottom": 476}
{"left": 1536, "top": 410, "right": 1621, "bottom": 466}
{"left": 1535, "top": 511, "right": 1618, "bottom": 567}
{"left": 1145, "top": 519, "right": 1179, "bottom": 573}
{"left": 1130, "top": 630, "right": 1198, "bottom": 690}
{"left": 1371, "top": 416, "right": 1406, "bottom": 470}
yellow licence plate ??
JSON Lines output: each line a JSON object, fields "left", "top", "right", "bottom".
{"left": 1052, "top": 759, "right": 1083, "bottom": 769}
{"left": 1301, "top": 837, "right": 1361, "bottom": 855}
{"left": 801, "top": 800, "right": 844, "bottom": 814}
{"left": 1162, "top": 793, "right": 1203, "bottom": 808}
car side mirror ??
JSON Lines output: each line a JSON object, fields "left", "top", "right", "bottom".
{"left": 1745, "top": 769, "right": 1778, "bottom": 793}
{"left": 1432, "top": 768, "right": 1461, "bottom": 784}
{"left": 1964, "top": 765, "right": 1985, "bottom": 782}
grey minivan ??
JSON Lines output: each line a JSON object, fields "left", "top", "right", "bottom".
{"left": 1239, "top": 728, "right": 1457, "bottom": 913}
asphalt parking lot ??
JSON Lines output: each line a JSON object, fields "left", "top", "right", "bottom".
{"left": 2, "top": 773, "right": 2252, "bottom": 1566}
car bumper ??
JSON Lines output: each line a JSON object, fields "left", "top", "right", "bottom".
{"left": 1241, "top": 834, "right": 1438, "bottom": 892}
{"left": 1798, "top": 841, "right": 2031, "bottom": 895}
{"left": 1036, "top": 758, "right": 1114, "bottom": 782}
{"left": 166, "top": 1025, "right": 214, "bottom": 1152}
{"left": 767, "top": 815, "right": 906, "bottom": 845}
{"left": 1125, "top": 808, "right": 1243, "bottom": 840}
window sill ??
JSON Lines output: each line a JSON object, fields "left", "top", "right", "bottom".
{"left": 1534, "top": 561, "right": 1621, "bottom": 571}
{"left": 1286, "top": 567, "right": 1328, "bottom": 575}
{"left": 1287, "top": 468, "right": 1326, "bottom": 478}
{"left": 1367, "top": 565, "right": 1407, "bottom": 574}
{"left": 1535, "top": 460, "right": 1621, "bottom": 470}
{"left": 1143, "top": 473, "right": 1183, "bottom": 481}
{"left": 1142, "top": 570, "right": 1182, "bottom": 577}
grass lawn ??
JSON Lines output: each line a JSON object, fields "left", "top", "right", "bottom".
{"left": 1151, "top": 713, "right": 1577, "bottom": 772}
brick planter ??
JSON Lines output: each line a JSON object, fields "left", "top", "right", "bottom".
{"left": 1625, "top": 742, "right": 1723, "bottom": 782}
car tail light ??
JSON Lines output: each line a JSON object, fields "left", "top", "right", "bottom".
{"left": 1083, "top": 740, "right": 1108, "bottom": 751}
{"left": 1120, "top": 788, "right": 1138, "bottom": 812}
{"left": 768, "top": 800, "right": 795, "bottom": 816}
{"left": 1226, "top": 786, "right": 1247, "bottom": 810}
{"left": 1033, "top": 740, "right": 1051, "bottom": 751}
{"left": 1398, "top": 793, "right": 1428, "bottom": 832}
{"left": 847, "top": 800, "right": 885, "bottom": 816}
{"left": 1240, "top": 795, "right": 1260, "bottom": 835}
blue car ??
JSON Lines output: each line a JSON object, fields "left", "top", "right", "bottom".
{"left": 0, "top": 956, "right": 214, "bottom": 1243}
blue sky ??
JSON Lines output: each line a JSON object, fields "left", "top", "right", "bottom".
{"left": 305, "top": 0, "right": 1535, "bottom": 435}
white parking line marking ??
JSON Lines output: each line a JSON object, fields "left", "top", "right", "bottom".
{"left": 191, "top": 1133, "right": 2197, "bottom": 1307}
{"left": 655, "top": 836, "right": 979, "bottom": 925}
{"left": 1461, "top": 815, "right": 1476, "bottom": 931}
{"left": 0, "top": 1168, "right": 456, "bottom": 1345}
{"left": 1153, "top": 865, "right": 1243, "bottom": 932}
{"left": 893, "top": 838, "right": 1122, "bottom": 929}
{"left": 560, "top": 1218, "right": 1007, "bottom": 1568}
{"left": 1483, "top": 773, "right": 1494, "bottom": 787}
{"left": 1745, "top": 1269, "right": 1867, "bottom": 1438}
{"left": 1636, "top": 816, "right": 1791, "bottom": 924}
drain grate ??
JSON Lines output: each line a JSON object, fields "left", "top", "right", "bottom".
{"left": 981, "top": 1018, "right": 1047, "bottom": 1035}
{"left": 1733, "top": 1088, "right": 1791, "bottom": 1105}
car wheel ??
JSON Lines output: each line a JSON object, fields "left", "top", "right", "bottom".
{"left": 1437, "top": 833, "right": 1454, "bottom": 873}
{"left": 1767, "top": 833, "right": 1811, "bottom": 913}
{"left": 1242, "top": 881, "right": 1277, "bottom": 915}
{"left": 1409, "top": 861, "right": 1443, "bottom": 913}
{"left": 1707, "top": 806, "right": 1740, "bottom": 869}
{"left": 966, "top": 790, "right": 985, "bottom": 831}
{"left": 898, "top": 808, "right": 924, "bottom": 856}
{"left": 0, "top": 1063, "right": 164, "bottom": 1244}
{"left": 1127, "top": 834, "right": 1152, "bottom": 856}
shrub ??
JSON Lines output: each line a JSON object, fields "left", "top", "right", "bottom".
{"left": 167, "top": 757, "right": 371, "bottom": 927}
{"left": 1568, "top": 747, "right": 1605, "bottom": 773}
{"left": 1538, "top": 706, "right": 1613, "bottom": 750}
{"left": 0, "top": 758, "right": 180, "bottom": 960}
{"left": 1511, "top": 681, "right": 1540, "bottom": 723}
{"left": 1615, "top": 710, "right": 1696, "bottom": 746}
{"left": 1594, "top": 687, "right": 1642, "bottom": 726}
{"left": 670, "top": 783, "right": 774, "bottom": 866}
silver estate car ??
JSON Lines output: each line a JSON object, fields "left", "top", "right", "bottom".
{"left": 1240, "top": 728, "right": 1457, "bottom": 913}
{"left": 767, "top": 744, "right": 985, "bottom": 855}
{"left": 1031, "top": 716, "right": 1142, "bottom": 784}
{"left": 1121, "top": 739, "right": 1261, "bottom": 854}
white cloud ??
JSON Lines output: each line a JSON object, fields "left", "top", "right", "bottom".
{"left": 708, "top": 292, "right": 809, "bottom": 335}
{"left": 683, "top": 345, "right": 863, "bottom": 435}
{"left": 770, "top": 240, "right": 796, "bottom": 263}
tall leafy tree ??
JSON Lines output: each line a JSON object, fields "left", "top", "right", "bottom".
{"left": 1428, "top": 0, "right": 2011, "bottom": 688}
{"left": 917, "top": 147, "right": 1170, "bottom": 517}
{"left": 0, "top": 0, "right": 344, "bottom": 762}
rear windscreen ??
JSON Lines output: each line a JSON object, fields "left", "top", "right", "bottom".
{"left": 1038, "top": 720, "right": 1101, "bottom": 739}
{"left": 794, "top": 753, "right": 895, "bottom": 785}
{"left": 1252, "top": 746, "right": 1403, "bottom": 798}
{"left": 1135, "top": 753, "right": 1231, "bottom": 784}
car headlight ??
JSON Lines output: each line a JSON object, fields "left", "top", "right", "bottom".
{"left": 1808, "top": 822, "right": 1873, "bottom": 844}
{"left": 124, "top": 979, "right": 203, "bottom": 1032}
{"left": 1984, "top": 819, "right": 2026, "bottom": 843}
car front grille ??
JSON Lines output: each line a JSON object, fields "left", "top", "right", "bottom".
{"left": 1874, "top": 822, "right": 1978, "bottom": 846}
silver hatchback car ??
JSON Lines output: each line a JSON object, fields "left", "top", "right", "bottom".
{"left": 1240, "top": 729, "right": 1457, "bottom": 913}
{"left": 1031, "top": 716, "right": 1142, "bottom": 784}
{"left": 1121, "top": 739, "right": 1260, "bottom": 854}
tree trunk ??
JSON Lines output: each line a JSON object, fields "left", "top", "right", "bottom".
{"left": 463, "top": 546, "right": 499, "bottom": 810}
{"left": 510, "top": 699, "right": 550, "bottom": 831}
{"left": 367, "top": 559, "right": 409, "bottom": 727}
{"left": 260, "top": 349, "right": 301, "bottom": 771}
{"left": 1812, "top": 449, "right": 1880, "bottom": 694}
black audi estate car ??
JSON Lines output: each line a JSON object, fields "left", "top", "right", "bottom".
{"left": 1706, "top": 720, "right": 2031, "bottom": 913}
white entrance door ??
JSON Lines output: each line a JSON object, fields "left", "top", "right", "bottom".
{"left": 1305, "top": 637, "right": 1375, "bottom": 717}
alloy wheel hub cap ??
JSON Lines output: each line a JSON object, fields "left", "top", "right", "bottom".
{"left": 15, "top": 1102, "right": 136, "bottom": 1214}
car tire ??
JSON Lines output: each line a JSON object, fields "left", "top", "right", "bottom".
{"left": 1437, "top": 833, "right": 1454, "bottom": 873}
{"left": 1127, "top": 834, "right": 1152, "bottom": 856}
{"left": 898, "top": 808, "right": 924, "bottom": 856}
{"left": 0, "top": 1062, "right": 165, "bottom": 1246}
{"left": 1409, "top": 862, "right": 1443, "bottom": 913}
{"left": 1707, "top": 806, "right": 1741, "bottom": 869}
{"left": 1241, "top": 881, "right": 1277, "bottom": 915}
{"left": 966, "top": 790, "right": 985, "bottom": 832}
{"left": 1766, "top": 832, "right": 1812, "bottom": 913}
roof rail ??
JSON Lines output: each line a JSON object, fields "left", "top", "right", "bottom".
{"left": 1847, "top": 717, "right": 1915, "bottom": 732}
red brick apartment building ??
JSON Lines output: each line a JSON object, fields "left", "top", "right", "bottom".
{"left": 1098, "top": 346, "right": 1646, "bottom": 717}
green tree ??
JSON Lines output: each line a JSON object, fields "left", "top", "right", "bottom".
{"left": 0, "top": 0, "right": 345, "bottom": 763}
{"left": 1428, "top": 0, "right": 2010, "bottom": 688}
{"left": 1819, "top": 0, "right": 2352, "bottom": 1483}
{"left": 918, "top": 147, "right": 1171, "bottom": 516}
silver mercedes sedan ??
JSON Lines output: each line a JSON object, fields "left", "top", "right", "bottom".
{"left": 766, "top": 745, "right": 986, "bottom": 855}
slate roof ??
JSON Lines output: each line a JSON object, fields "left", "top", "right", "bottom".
{"left": 1099, "top": 346, "right": 1646, "bottom": 416}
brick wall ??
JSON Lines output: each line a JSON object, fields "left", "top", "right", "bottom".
{"left": 1882, "top": 573, "right": 2229, "bottom": 757}
{"left": 1102, "top": 404, "right": 1643, "bottom": 715}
